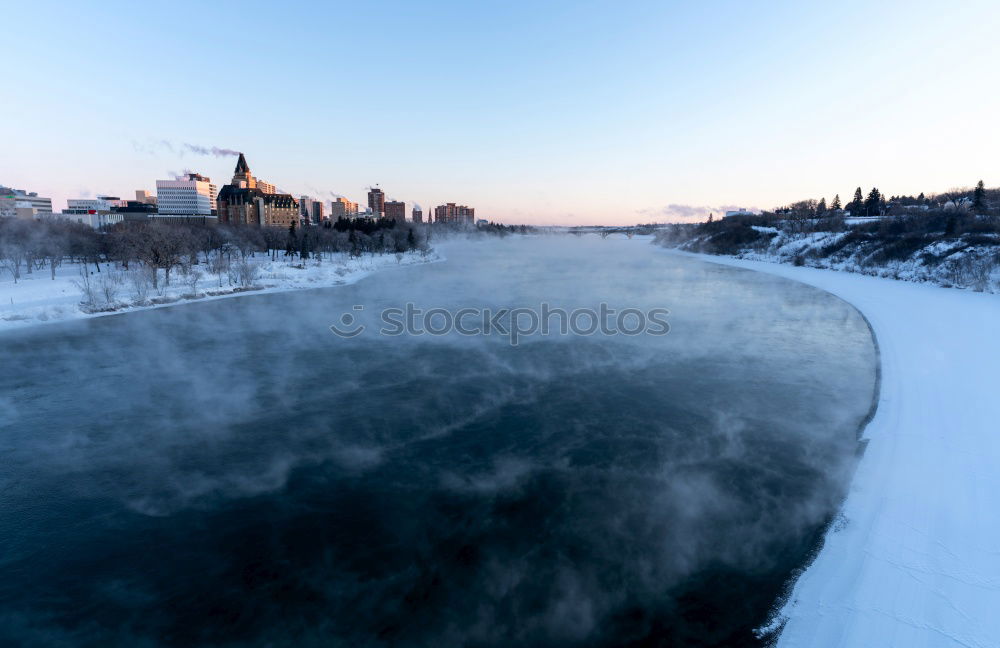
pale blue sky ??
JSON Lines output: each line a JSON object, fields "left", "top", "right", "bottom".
{"left": 3, "top": 0, "right": 999, "bottom": 224}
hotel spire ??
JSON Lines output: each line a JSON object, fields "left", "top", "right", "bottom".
{"left": 234, "top": 152, "right": 250, "bottom": 175}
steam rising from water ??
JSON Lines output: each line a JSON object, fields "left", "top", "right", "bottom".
{"left": 0, "top": 237, "right": 876, "bottom": 646}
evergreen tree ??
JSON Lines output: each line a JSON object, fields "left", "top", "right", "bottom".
{"left": 285, "top": 222, "right": 297, "bottom": 256}
{"left": 816, "top": 197, "right": 827, "bottom": 215}
{"left": 407, "top": 228, "right": 416, "bottom": 249}
{"left": 848, "top": 187, "right": 864, "bottom": 214}
{"left": 831, "top": 194, "right": 842, "bottom": 210}
{"left": 918, "top": 192, "right": 926, "bottom": 204}
{"left": 973, "top": 180, "right": 987, "bottom": 214}
{"left": 299, "top": 231, "right": 309, "bottom": 260}
{"left": 707, "top": 213, "right": 714, "bottom": 223}
{"left": 348, "top": 228, "right": 361, "bottom": 256}
{"left": 864, "top": 187, "right": 882, "bottom": 216}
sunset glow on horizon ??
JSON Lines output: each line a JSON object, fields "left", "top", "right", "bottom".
{"left": 4, "top": 0, "right": 1000, "bottom": 224}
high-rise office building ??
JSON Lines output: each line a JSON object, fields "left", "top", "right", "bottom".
{"left": 412, "top": 207, "right": 423, "bottom": 223}
{"left": 156, "top": 173, "right": 217, "bottom": 214}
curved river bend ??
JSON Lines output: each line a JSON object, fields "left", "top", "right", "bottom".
{"left": 0, "top": 237, "right": 876, "bottom": 647}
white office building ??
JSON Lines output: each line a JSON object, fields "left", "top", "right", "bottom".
{"left": 59, "top": 211, "right": 126, "bottom": 228}
{"left": 66, "top": 196, "right": 125, "bottom": 212}
{"left": 156, "top": 173, "right": 218, "bottom": 215}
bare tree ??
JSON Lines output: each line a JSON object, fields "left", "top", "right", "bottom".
{"left": 134, "top": 223, "right": 190, "bottom": 288}
{"left": 41, "top": 222, "right": 68, "bottom": 280}
{"left": 108, "top": 226, "right": 142, "bottom": 269}
{"left": 207, "top": 248, "right": 230, "bottom": 288}
{"left": 0, "top": 219, "right": 29, "bottom": 282}
{"left": 21, "top": 224, "right": 43, "bottom": 276}
{"left": 184, "top": 268, "right": 202, "bottom": 297}
{"left": 261, "top": 226, "right": 285, "bottom": 261}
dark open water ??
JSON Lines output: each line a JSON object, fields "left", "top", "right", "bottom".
{"left": 0, "top": 237, "right": 876, "bottom": 646}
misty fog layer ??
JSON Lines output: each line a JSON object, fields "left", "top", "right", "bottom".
{"left": 0, "top": 236, "right": 877, "bottom": 647}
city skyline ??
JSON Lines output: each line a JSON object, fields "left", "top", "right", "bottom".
{"left": 4, "top": 0, "right": 1000, "bottom": 225}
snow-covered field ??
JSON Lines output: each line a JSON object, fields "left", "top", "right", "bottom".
{"left": 668, "top": 250, "right": 1000, "bottom": 648}
{"left": 0, "top": 251, "right": 440, "bottom": 332}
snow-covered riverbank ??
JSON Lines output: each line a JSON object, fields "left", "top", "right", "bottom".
{"left": 0, "top": 250, "right": 440, "bottom": 332}
{"left": 667, "top": 250, "right": 1000, "bottom": 647}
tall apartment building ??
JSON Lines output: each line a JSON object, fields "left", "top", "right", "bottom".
{"left": 433, "top": 203, "right": 475, "bottom": 224}
{"left": 330, "top": 197, "right": 359, "bottom": 219}
{"left": 216, "top": 154, "right": 298, "bottom": 227}
{"left": 412, "top": 207, "right": 423, "bottom": 223}
{"left": 367, "top": 186, "right": 385, "bottom": 218}
{"left": 384, "top": 200, "right": 406, "bottom": 223}
{"left": 156, "top": 173, "right": 217, "bottom": 214}
{"left": 299, "top": 196, "right": 325, "bottom": 224}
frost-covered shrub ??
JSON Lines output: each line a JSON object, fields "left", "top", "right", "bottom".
{"left": 127, "top": 266, "right": 154, "bottom": 303}
{"left": 98, "top": 268, "right": 125, "bottom": 306}
{"left": 700, "top": 224, "right": 770, "bottom": 255}
{"left": 869, "top": 234, "right": 936, "bottom": 264}
{"left": 72, "top": 265, "right": 98, "bottom": 310}
{"left": 941, "top": 252, "right": 995, "bottom": 291}
{"left": 75, "top": 266, "right": 126, "bottom": 310}
{"left": 231, "top": 258, "right": 260, "bottom": 287}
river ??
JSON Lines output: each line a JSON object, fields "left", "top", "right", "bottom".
{"left": 0, "top": 236, "right": 877, "bottom": 647}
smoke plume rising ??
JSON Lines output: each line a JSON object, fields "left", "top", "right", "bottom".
{"left": 182, "top": 144, "right": 240, "bottom": 157}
